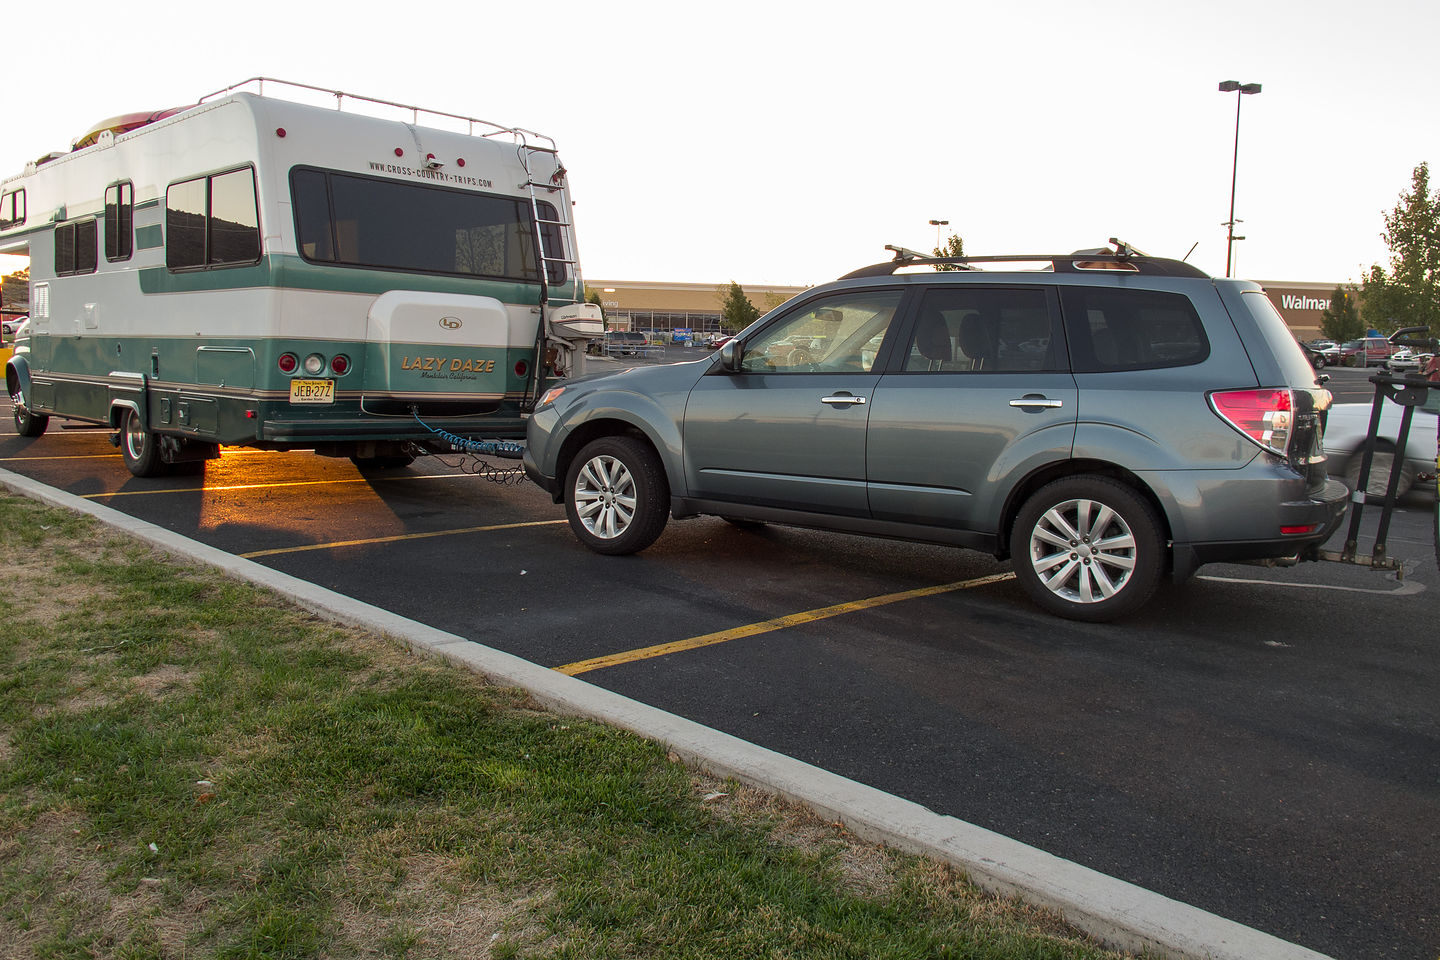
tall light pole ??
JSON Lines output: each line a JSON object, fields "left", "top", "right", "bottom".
{"left": 928, "top": 219, "right": 949, "bottom": 251}
{"left": 1218, "top": 80, "right": 1261, "bottom": 278}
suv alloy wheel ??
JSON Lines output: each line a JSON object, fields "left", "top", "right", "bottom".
{"left": 1011, "top": 476, "right": 1165, "bottom": 621}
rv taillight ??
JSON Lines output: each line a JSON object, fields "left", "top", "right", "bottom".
{"left": 303, "top": 353, "right": 326, "bottom": 376}
{"left": 514, "top": 360, "right": 528, "bottom": 378}
{"left": 457, "top": 158, "right": 466, "bottom": 167}
{"left": 394, "top": 147, "right": 404, "bottom": 157}
{"left": 331, "top": 354, "right": 350, "bottom": 375}
{"left": 1209, "top": 388, "right": 1294, "bottom": 456}
{"left": 275, "top": 128, "right": 286, "bottom": 138}
{"left": 278, "top": 353, "right": 298, "bottom": 374}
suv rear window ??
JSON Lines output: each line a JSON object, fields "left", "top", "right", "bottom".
{"left": 1061, "top": 287, "right": 1209, "bottom": 372}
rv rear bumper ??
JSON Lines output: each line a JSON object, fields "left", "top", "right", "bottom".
{"left": 260, "top": 414, "right": 528, "bottom": 444}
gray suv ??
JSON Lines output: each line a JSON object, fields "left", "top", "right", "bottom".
{"left": 525, "top": 246, "right": 1349, "bottom": 621}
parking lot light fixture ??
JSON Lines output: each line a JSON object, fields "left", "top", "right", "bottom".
{"left": 1218, "top": 80, "right": 1262, "bottom": 278}
{"left": 928, "top": 219, "right": 949, "bottom": 250}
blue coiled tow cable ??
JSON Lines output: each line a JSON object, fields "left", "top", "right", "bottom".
{"left": 411, "top": 410, "right": 525, "bottom": 460}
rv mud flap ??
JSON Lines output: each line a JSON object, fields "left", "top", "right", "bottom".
{"left": 106, "top": 371, "right": 149, "bottom": 438}
{"left": 4, "top": 353, "right": 32, "bottom": 403}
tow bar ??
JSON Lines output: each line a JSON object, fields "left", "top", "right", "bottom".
{"left": 1322, "top": 325, "right": 1439, "bottom": 574}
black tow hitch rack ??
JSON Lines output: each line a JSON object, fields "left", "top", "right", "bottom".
{"left": 1322, "top": 325, "right": 1439, "bottom": 575}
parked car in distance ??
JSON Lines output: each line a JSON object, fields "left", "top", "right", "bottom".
{"left": 1323, "top": 390, "right": 1439, "bottom": 499}
{"left": 1295, "top": 338, "right": 1326, "bottom": 369}
{"left": 1383, "top": 349, "right": 1434, "bottom": 375}
{"left": 526, "top": 243, "right": 1348, "bottom": 622}
{"left": 587, "top": 330, "right": 650, "bottom": 356}
{"left": 1, "top": 316, "right": 25, "bottom": 339}
{"left": 1337, "top": 336, "right": 1398, "bottom": 367}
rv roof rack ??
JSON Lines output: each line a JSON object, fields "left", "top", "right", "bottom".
{"left": 840, "top": 238, "right": 1210, "bottom": 280}
{"left": 197, "top": 77, "right": 556, "bottom": 151}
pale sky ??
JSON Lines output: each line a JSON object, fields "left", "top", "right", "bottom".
{"left": 2, "top": 0, "right": 1436, "bottom": 289}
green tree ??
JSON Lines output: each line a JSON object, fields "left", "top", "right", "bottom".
{"left": 1359, "top": 162, "right": 1440, "bottom": 334}
{"left": 1320, "top": 285, "right": 1364, "bottom": 342}
{"left": 931, "top": 234, "right": 966, "bottom": 271}
{"left": 718, "top": 281, "right": 760, "bottom": 333}
{"left": 583, "top": 285, "right": 606, "bottom": 318}
{"left": 1, "top": 266, "right": 28, "bottom": 314}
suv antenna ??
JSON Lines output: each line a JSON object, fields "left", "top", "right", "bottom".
{"left": 1182, "top": 242, "right": 1198, "bottom": 262}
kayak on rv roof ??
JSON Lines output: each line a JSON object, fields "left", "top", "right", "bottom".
{"left": 70, "top": 108, "right": 190, "bottom": 151}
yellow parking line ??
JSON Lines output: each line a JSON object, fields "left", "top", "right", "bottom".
{"left": 554, "top": 571, "right": 1016, "bottom": 677}
{"left": 0, "top": 454, "right": 122, "bottom": 461}
{"left": 79, "top": 473, "right": 475, "bottom": 499}
{"left": 239, "top": 519, "right": 566, "bottom": 558}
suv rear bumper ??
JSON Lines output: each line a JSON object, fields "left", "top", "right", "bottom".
{"left": 1171, "top": 478, "right": 1350, "bottom": 580}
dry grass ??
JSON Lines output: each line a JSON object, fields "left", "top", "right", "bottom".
{"left": 0, "top": 494, "right": 1134, "bottom": 960}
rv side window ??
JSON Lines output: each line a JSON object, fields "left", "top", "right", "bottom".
{"left": 105, "top": 181, "right": 134, "bottom": 262}
{"left": 55, "top": 220, "right": 98, "bottom": 276}
{"left": 166, "top": 167, "right": 261, "bottom": 270}
{"left": 0, "top": 189, "right": 24, "bottom": 228}
{"left": 290, "top": 167, "right": 542, "bottom": 283}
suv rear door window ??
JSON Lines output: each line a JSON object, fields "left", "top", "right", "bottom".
{"left": 1060, "top": 287, "right": 1209, "bottom": 372}
{"left": 901, "top": 287, "right": 1062, "bottom": 373}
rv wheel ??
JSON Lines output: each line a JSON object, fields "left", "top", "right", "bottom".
{"left": 14, "top": 400, "right": 49, "bottom": 438}
{"left": 120, "top": 408, "right": 166, "bottom": 478}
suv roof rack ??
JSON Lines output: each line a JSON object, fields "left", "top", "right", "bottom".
{"left": 840, "top": 238, "right": 1210, "bottom": 280}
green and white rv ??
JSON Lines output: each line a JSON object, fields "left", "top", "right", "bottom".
{"left": 1, "top": 78, "right": 601, "bottom": 475}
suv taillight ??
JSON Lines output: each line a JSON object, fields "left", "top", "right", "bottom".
{"left": 1209, "top": 388, "right": 1294, "bottom": 456}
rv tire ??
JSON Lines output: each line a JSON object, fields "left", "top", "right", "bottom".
{"left": 120, "top": 408, "right": 166, "bottom": 478}
{"left": 14, "top": 402, "right": 49, "bottom": 438}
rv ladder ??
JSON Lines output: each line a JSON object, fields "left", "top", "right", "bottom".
{"left": 517, "top": 145, "right": 583, "bottom": 308}
{"left": 517, "top": 142, "right": 586, "bottom": 413}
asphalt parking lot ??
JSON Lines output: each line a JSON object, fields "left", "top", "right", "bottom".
{"left": 3, "top": 361, "right": 1437, "bottom": 960}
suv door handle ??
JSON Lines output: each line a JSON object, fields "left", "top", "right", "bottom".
{"left": 821, "top": 393, "right": 867, "bottom": 407}
{"left": 1009, "top": 395, "right": 1063, "bottom": 409}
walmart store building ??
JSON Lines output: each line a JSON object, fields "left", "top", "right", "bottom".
{"left": 590, "top": 277, "right": 1344, "bottom": 341}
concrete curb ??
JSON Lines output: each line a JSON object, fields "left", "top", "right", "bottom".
{"left": 2, "top": 466, "right": 1333, "bottom": 960}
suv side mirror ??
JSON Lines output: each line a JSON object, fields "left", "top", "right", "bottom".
{"left": 718, "top": 338, "right": 743, "bottom": 372}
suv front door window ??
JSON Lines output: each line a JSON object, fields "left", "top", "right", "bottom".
{"left": 684, "top": 290, "right": 906, "bottom": 514}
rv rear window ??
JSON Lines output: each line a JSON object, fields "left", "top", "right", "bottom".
{"left": 0, "top": 189, "right": 23, "bottom": 229}
{"left": 166, "top": 167, "right": 261, "bottom": 270}
{"left": 55, "top": 220, "right": 98, "bottom": 276}
{"left": 291, "top": 167, "right": 543, "bottom": 284}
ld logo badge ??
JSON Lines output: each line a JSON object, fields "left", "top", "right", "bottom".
{"left": 439, "top": 316, "right": 463, "bottom": 330}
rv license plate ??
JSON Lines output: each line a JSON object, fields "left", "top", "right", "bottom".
{"left": 289, "top": 379, "right": 335, "bottom": 404}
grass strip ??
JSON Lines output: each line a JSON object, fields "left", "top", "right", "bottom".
{"left": 0, "top": 494, "right": 1137, "bottom": 959}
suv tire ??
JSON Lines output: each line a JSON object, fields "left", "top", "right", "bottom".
{"left": 564, "top": 436, "right": 670, "bottom": 555}
{"left": 1011, "top": 476, "right": 1164, "bottom": 622}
